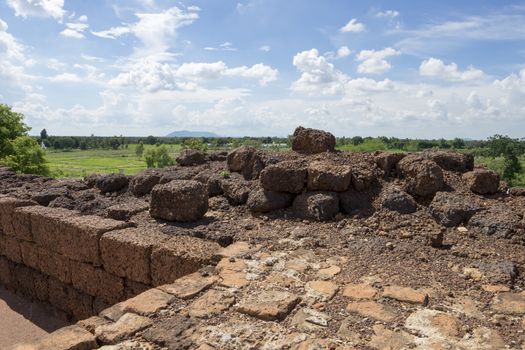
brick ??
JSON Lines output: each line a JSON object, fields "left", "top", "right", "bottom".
{"left": 100, "top": 288, "right": 175, "bottom": 321}
{"left": 38, "top": 248, "right": 71, "bottom": 283}
{"left": 37, "top": 325, "right": 97, "bottom": 350}
{"left": 159, "top": 272, "right": 219, "bottom": 299}
{"left": 124, "top": 279, "right": 150, "bottom": 300}
{"left": 0, "top": 256, "right": 13, "bottom": 287}
{"left": 4, "top": 235, "right": 22, "bottom": 263}
{"left": 95, "top": 313, "right": 153, "bottom": 345}
{"left": 12, "top": 264, "right": 48, "bottom": 302}
{"left": 151, "top": 235, "right": 219, "bottom": 286}
{"left": 29, "top": 206, "right": 76, "bottom": 252}
{"left": 12, "top": 207, "right": 33, "bottom": 241}
{"left": 382, "top": 286, "right": 429, "bottom": 306}
{"left": 237, "top": 289, "right": 300, "bottom": 321}
{"left": 0, "top": 197, "right": 36, "bottom": 237}
{"left": 48, "top": 277, "right": 93, "bottom": 320}
{"left": 70, "top": 260, "right": 124, "bottom": 304}
{"left": 19, "top": 240, "right": 39, "bottom": 270}
{"left": 0, "top": 232, "right": 5, "bottom": 255}
{"left": 100, "top": 228, "right": 168, "bottom": 284}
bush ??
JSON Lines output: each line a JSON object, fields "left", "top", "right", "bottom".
{"left": 144, "top": 145, "right": 174, "bottom": 168}
{"left": 182, "top": 138, "right": 208, "bottom": 152}
{"left": 1, "top": 136, "right": 50, "bottom": 176}
{"left": 0, "top": 104, "right": 30, "bottom": 158}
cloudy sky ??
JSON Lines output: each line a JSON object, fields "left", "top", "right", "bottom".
{"left": 1, "top": 0, "right": 524, "bottom": 138}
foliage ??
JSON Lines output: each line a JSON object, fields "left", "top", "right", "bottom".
{"left": 144, "top": 145, "right": 174, "bottom": 168}
{"left": 40, "top": 128, "right": 48, "bottom": 140}
{"left": 0, "top": 104, "right": 30, "bottom": 158}
{"left": 135, "top": 141, "right": 144, "bottom": 158}
{"left": 182, "top": 138, "right": 208, "bottom": 152}
{"left": 485, "top": 135, "right": 524, "bottom": 185}
{"left": 1, "top": 136, "right": 50, "bottom": 176}
{"left": 219, "top": 170, "right": 230, "bottom": 178}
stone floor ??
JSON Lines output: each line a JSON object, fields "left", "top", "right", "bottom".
{"left": 0, "top": 287, "right": 69, "bottom": 348}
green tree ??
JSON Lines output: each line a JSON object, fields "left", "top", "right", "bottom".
{"left": 0, "top": 104, "right": 30, "bottom": 158}
{"left": 486, "top": 135, "right": 524, "bottom": 185}
{"left": 40, "top": 128, "right": 48, "bottom": 140}
{"left": 135, "top": 141, "right": 145, "bottom": 158}
{"left": 1, "top": 136, "right": 50, "bottom": 176}
{"left": 183, "top": 138, "right": 208, "bottom": 151}
{"left": 144, "top": 145, "right": 174, "bottom": 168}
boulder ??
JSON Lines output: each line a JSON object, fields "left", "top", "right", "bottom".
{"left": 227, "top": 146, "right": 265, "bottom": 180}
{"left": 339, "top": 189, "right": 374, "bottom": 216}
{"left": 397, "top": 156, "right": 443, "bottom": 197}
{"left": 429, "top": 192, "right": 482, "bottom": 227}
{"left": 468, "top": 204, "right": 522, "bottom": 238}
{"left": 424, "top": 151, "right": 474, "bottom": 172}
{"left": 291, "top": 126, "right": 336, "bottom": 154}
{"left": 32, "top": 187, "right": 70, "bottom": 206}
{"left": 260, "top": 160, "right": 307, "bottom": 194}
{"left": 220, "top": 178, "right": 251, "bottom": 205}
{"left": 509, "top": 187, "right": 525, "bottom": 196}
{"left": 193, "top": 170, "right": 223, "bottom": 197}
{"left": 307, "top": 161, "right": 352, "bottom": 192}
{"left": 176, "top": 149, "right": 206, "bottom": 166}
{"left": 247, "top": 188, "right": 294, "bottom": 213}
{"left": 380, "top": 188, "right": 417, "bottom": 214}
{"left": 208, "top": 151, "right": 228, "bottom": 162}
{"left": 129, "top": 170, "right": 161, "bottom": 196}
{"left": 375, "top": 152, "right": 405, "bottom": 176}
{"left": 463, "top": 169, "right": 500, "bottom": 195}
{"left": 293, "top": 191, "right": 339, "bottom": 221}
{"left": 150, "top": 180, "right": 208, "bottom": 222}
{"left": 96, "top": 173, "right": 129, "bottom": 194}
{"left": 352, "top": 165, "right": 378, "bottom": 191}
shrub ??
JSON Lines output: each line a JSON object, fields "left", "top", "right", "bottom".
{"left": 144, "top": 145, "right": 174, "bottom": 168}
{"left": 1, "top": 136, "right": 50, "bottom": 176}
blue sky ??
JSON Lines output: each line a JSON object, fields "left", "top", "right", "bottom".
{"left": 1, "top": 0, "right": 524, "bottom": 138}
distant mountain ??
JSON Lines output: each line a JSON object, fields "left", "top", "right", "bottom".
{"left": 166, "top": 130, "right": 220, "bottom": 137}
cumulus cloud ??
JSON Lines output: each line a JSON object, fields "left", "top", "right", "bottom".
{"left": 376, "top": 10, "right": 400, "bottom": 19}
{"left": 356, "top": 47, "right": 400, "bottom": 74}
{"left": 340, "top": 19, "right": 365, "bottom": 33}
{"left": 6, "top": 0, "right": 64, "bottom": 19}
{"left": 225, "top": 63, "right": 278, "bottom": 86}
{"left": 0, "top": 18, "right": 25, "bottom": 61}
{"left": 49, "top": 72, "right": 82, "bottom": 83}
{"left": 92, "top": 6, "right": 199, "bottom": 59}
{"left": 337, "top": 46, "right": 351, "bottom": 58}
{"left": 419, "top": 58, "right": 484, "bottom": 81}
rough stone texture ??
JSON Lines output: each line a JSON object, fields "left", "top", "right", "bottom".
{"left": 342, "top": 283, "right": 378, "bottom": 300}
{"left": 375, "top": 152, "right": 406, "bottom": 177}
{"left": 237, "top": 289, "right": 300, "bottom": 321}
{"left": 11, "top": 206, "right": 33, "bottom": 241}
{"left": 491, "top": 292, "right": 525, "bottom": 315}
{"left": 246, "top": 188, "right": 294, "bottom": 213}
{"left": 100, "top": 228, "right": 168, "bottom": 285}
{"left": 12, "top": 264, "right": 48, "bottom": 302}
{"left": 293, "top": 191, "right": 339, "bottom": 221}
{"left": 96, "top": 174, "right": 129, "bottom": 194}
{"left": 176, "top": 149, "right": 206, "bottom": 166}
{"left": 380, "top": 188, "right": 417, "bottom": 214}
{"left": 19, "top": 241, "right": 39, "bottom": 270}
{"left": 193, "top": 170, "right": 223, "bottom": 197}
{"left": 477, "top": 260, "right": 518, "bottom": 285}
{"left": 142, "top": 315, "right": 195, "bottom": 349}
{"left": 38, "top": 248, "right": 71, "bottom": 283}
{"left": 150, "top": 180, "right": 208, "bottom": 222}
{"left": 227, "top": 146, "right": 265, "bottom": 180}
{"left": 151, "top": 235, "right": 219, "bottom": 286}
{"left": 291, "top": 308, "right": 331, "bottom": 332}
{"left": 107, "top": 201, "right": 148, "bottom": 221}
{"left": 424, "top": 150, "right": 474, "bottom": 172}
{"left": 260, "top": 161, "right": 307, "bottom": 194}
{"left": 129, "top": 171, "right": 161, "bottom": 197}
{"left": 339, "top": 189, "right": 374, "bottom": 216}
{"left": 70, "top": 260, "right": 124, "bottom": 304}
{"left": 188, "top": 289, "right": 235, "bottom": 318}
{"left": 292, "top": 126, "right": 336, "bottom": 154}
{"left": 463, "top": 169, "right": 500, "bottom": 195}
{"left": 48, "top": 277, "right": 93, "bottom": 320}
{"left": 17, "top": 325, "right": 98, "bottom": 350}
{"left": 351, "top": 165, "right": 378, "bottom": 191}
{"left": 0, "top": 197, "right": 36, "bottom": 238}
{"left": 397, "top": 156, "right": 444, "bottom": 197}
{"left": 95, "top": 313, "right": 153, "bottom": 345}
{"left": 101, "top": 288, "right": 175, "bottom": 321}
{"left": 306, "top": 161, "right": 352, "bottom": 192}
{"left": 346, "top": 301, "right": 396, "bottom": 322}
{"left": 220, "top": 179, "right": 251, "bottom": 205}
{"left": 468, "top": 204, "right": 522, "bottom": 238}
{"left": 429, "top": 191, "right": 482, "bottom": 227}
{"left": 4, "top": 235, "right": 22, "bottom": 263}
{"left": 382, "top": 285, "right": 429, "bottom": 305}
{"left": 158, "top": 272, "right": 218, "bottom": 299}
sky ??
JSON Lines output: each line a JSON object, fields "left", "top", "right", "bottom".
{"left": 1, "top": 0, "right": 525, "bottom": 138}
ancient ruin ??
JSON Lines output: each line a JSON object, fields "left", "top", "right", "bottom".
{"left": 1, "top": 127, "right": 525, "bottom": 349}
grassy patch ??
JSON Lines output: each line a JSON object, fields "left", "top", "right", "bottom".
{"left": 475, "top": 155, "right": 525, "bottom": 187}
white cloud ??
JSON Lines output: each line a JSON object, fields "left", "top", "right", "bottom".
{"left": 340, "top": 19, "right": 365, "bottom": 33}
{"left": 49, "top": 72, "right": 82, "bottom": 83}
{"left": 337, "top": 46, "right": 351, "bottom": 58}
{"left": 0, "top": 18, "right": 25, "bottom": 61}
{"left": 60, "top": 17, "right": 89, "bottom": 39}
{"left": 259, "top": 45, "right": 271, "bottom": 52}
{"left": 419, "top": 58, "right": 484, "bottom": 81}
{"left": 60, "top": 28, "right": 84, "bottom": 39}
{"left": 204, "top": 42, "right": 238, "bottom": 52}
{"left": 6, "top": 0, "right": 64, "bottom": 20}
{"left": 225, "top": 63, "right": 278, "bottom": 86}
{"left": 176, "top": 61, "right": 227, "bottom": 80}
{"left": 356, "top": 47, "right": 400, "bottom": 74}
{"left": 376, "top": 10, "right": 400, "bottom": 19}
{"left": 91, "top": 26, "right": 131, "bottom": 39}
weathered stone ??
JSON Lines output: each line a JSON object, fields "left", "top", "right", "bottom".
{"left": 305, "top": 280, "right": 339, "bottom": 301}
{"left": 142, "top": 315, "right": 195, "bottom": 349}
{"left": 307, "top": 161, "right": 352, "bottom": 192}
{"left": 291, "top": 308, "right": 331, "bottom": 331}
{"left": 188, "top": 289, "right": 235, "bottom": 318}
{"left": 227, "top": 145, "right": 265, "bottom": 180}
{"left": 176, "top": 149, "right": 206, "bottom": 166}
{"left": 129, "top": 170, "right": 161, "bottom": 196}
{"left": 477, "top": 260, "right": 518, "bottom": 285}
{"left": 346, "top": 301, "right": 396, "bottom": 322}
{"left": 0, "top": 256, "right": 13, "bottom": 287}
{"left": 158, "top": 272, "right": 218, "bottom": 299}
{"left": 260, "top": 161, "right": 307, "bottom": 194}
{"left": 95, "top": 313, "right": 152, "bottom": 345}
{"left": 351, "top": 165, "right": 378, "bottom": 191}
{"left": 150, "top": 180, "right": 208, "bottom": 222}
{"left": 77, "top": 316, "right": 112, "bottom": 335}
{"left": 12, "top": 264, "right": 48, "bottom": 302}
{"left": 468, "top": 204, "right": 522, "bottom": 238}
{"left": 100, "top": 288, "right": 175, "bottom": 321}
{"left": 317, "top": 265, "right": 341, "bottom": 280}
{"left": 342, "top": 283, "right": 378, "bottom": 300}
{"left": 107, "top": 201, "right": 148, "bottom": 221}
{"left": 96, "top": 173, "right": 129, "bottom": 194}
{"left": 216, "top": 241, "right": 258, "bottom": 259}
{"left": 292, "top": 191, "right": 339, "bottom": 221}
{"left": 100, "top": 228, "right": 168, "bottom": 285}
{"left": 369, "top": 324, "right": 414, "bottom": 350}
{"left": 220, "top": 178, "right": 251, "bottom": 205}
{"left": 424, "top": 151, "right": 474, "bottom": 173}
{"left": 491, "top": 292, "right": 525, "bottom": 315}
{"left": 481, "top": 284, "right": 510, "bottom": 293}
{"left": 38, "top": 248, "right": 71, "bottom": 283}
{"left": 70, "top": 260, "right": 124, "bottom": 304}
{"left": 0, "top": 197, "right": 36, "bottom": 238}
{"left": 339, "top": 189, "right": 374, "bottom": 216}
{"left": 429, "top": 192, "right": 482, "bottom": 227}
{"left": 237, "top": 289, "right": 300, "bottom": 321}
{"left": 463, "top": 169, "right": 500, "bottom": 195}
{"left": 380, "top": 188, "right": 417, "bottom": 214}
{"left": 292, "top": 126, "right": 336, "bottom": 154}
{"left": 4, "top": 235, "right": 22, "bottom": 263}
{"left": 219, "top": 269, "right": 249, "bottom": 288}
{"left": 397, "top": 156, "right": 444, "bottom": 197}
{"left": 19, "top": 240, "right": 39, "bottom": 270}
{"left": 375, "top": 152, "right": 405, "bottom": 176}
{"left": 151, "top": 235, "right": 219, "bottom": 286}
{"left": 193, "top": 170, "right": 223, "bottom": 197}
{"left": 382, "top": 285, "right": 429, "bottom": 305}
{"left": 246, "top": 188, "right": 294, "bottom": 213}
{"left": 30, "top": 325, "right": 98, "bottom": 350}
{"left": 48, "top": 277, "right": 93, "bottom": 320}
{"left": 11, "top": 206, "right": 33, "bottom": 241}
{"left": 405, "top": 309, "right": 461, "bottom": 339}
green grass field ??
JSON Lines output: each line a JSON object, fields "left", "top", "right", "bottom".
{"left": 46, "top": 144, "right": 182, "bottom": 178}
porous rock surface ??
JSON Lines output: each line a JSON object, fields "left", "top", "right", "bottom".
{"left": 1, "top": 128, "right": 525, "bottom": 350}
